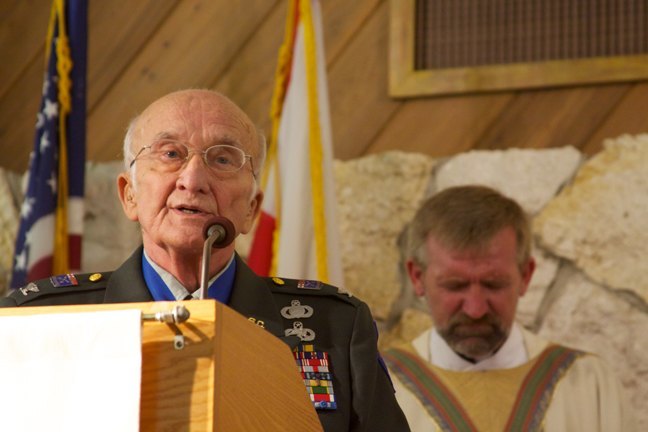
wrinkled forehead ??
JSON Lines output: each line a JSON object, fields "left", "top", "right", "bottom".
{"left": 133, "top": 91, "right": 257, "bottom": 153}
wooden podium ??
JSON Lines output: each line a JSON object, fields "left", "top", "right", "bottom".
{"left": 0, "top": 300, "right": 322, "bottom": 431}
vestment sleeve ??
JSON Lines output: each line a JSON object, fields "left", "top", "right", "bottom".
{"left": 546, "top": 353, "right": 637, "bottom": 431}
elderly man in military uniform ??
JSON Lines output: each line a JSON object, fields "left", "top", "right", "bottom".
{"left": 1, "top": 89, "right": 409, "bottom": 432}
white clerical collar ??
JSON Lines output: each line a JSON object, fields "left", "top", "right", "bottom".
{"left": 429, "top": 322, "right": 528, "bottom": 371}
{"left": 143, "top": 250, "right": 235, "bottom": 300}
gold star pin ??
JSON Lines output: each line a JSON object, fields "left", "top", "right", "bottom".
{"left": 272, "top": 277, "right": 285, "bottom": 286}
{"left": 89, "top": 273, "right": 103, "bottom": 282}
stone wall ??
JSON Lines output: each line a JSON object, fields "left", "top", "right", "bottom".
{"left": 334, "top": 136, "right": 648, "bottom": 430}
{"left": 0, "top": 135, "right": 646, "bottom": 428}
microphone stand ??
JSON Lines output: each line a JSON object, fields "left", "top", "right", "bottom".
{"left": 198, "top": 220, "right": 233, "bottom": 300}
{"left": 199, "top": 230, "right": 220, "bottom": 300}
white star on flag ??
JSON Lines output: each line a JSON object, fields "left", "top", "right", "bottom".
{"left": 47, "top": 172, "right": 57, "bottom": 194}
{"left": 40, "top": 131, "right": 50, "bottom": 153}
{"left": 43, "top": 98, "right": 58, "bottom": 120}
{"left": 14, "top": 249, "right": 27, "bottom": 271}
{"left": 20, "top": 197, "right": 35, "bottom": 219}
{"left": 42, "top": 77, "right": 49, "bottom": 96}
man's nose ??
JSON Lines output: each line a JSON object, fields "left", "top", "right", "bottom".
{"left": 176, "top": 153, "right": 210, "bottom": 192}
{"left": 461, "top": 286, "right": 490, "bottom": 319}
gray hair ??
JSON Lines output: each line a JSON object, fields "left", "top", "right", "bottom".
{"left": 406, "top": 185, "right": 532, "bottom": 272}
{"left": 123, "top": 117, "right": 138, "bottom": 171}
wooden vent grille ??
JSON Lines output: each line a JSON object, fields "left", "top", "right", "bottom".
{"left": 415, "top": 0, "right": 648, "bottom": 70}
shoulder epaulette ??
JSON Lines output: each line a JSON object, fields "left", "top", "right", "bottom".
{"left": 9, "top": 272, "right": 110, "bottom": 306}
{"left": 267, "top": 277, "right": 361, "bottom": 307}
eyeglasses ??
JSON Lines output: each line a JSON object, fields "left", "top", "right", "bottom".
{"left": 130, "top": 140, "right": 255, "bottom": 177}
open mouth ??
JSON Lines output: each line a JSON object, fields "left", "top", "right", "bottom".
{"left": 176, "top": 206, "right": 205, "bottom": 215}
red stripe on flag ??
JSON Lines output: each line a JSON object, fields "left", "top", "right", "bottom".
{"left": 248, "top": 211, "right": 276, "bottom": 276}
{"left": 28, "top": 256, "right": 54, "bottom": 282}
{"left": 25, "top": 233, "right": 81, "bottom": 283}
{"left": 69, "top": 234, "right": 82, "bottom": 270}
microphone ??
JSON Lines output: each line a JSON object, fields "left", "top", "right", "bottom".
{"left": 199, "top": 216, "right": 236, "bottom": 300}
{"left": 204, "top": 217, "right": 236, "bottom": 248}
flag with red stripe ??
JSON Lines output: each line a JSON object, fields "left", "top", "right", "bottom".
{"left": 11, "top": 0, "right": 87, "bottom": 287}
{"left": 248, "top": 0, "right": 343, "bottom": 287}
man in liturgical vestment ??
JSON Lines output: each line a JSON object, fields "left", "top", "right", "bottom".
{"left": 384, "top": 185, "right": 635, "bottom": 431}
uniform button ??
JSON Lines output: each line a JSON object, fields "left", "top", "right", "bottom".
{"left": 89, "top": 273, "right": 103, "bottom": 282}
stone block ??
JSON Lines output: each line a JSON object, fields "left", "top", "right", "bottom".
{"left": 435, "top": 147, "right": 582, "bottom": 214}
{"left": 334, "top": 151, "right": 436, "bottom": 319}
{"left": 534, "top": 135, "right": 648, "bottom": 302}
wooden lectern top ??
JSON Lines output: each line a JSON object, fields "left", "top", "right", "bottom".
{"left": 0, "top": 300, "right": 322, "bottom": 432}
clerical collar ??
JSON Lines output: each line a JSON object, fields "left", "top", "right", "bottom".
{"left": 141, "top": 250, "right": 236, "bottom": 303}
{"left": 429, "top": 323, "right": 528, "bottom": 371}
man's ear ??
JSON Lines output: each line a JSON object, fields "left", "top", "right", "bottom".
{"left": 117, "top": 173, "right": 138, "bottom": 221}
{"left": 519, "top": 257, "right": 536, "bottom": 297}
{"left": 406, "top": 259, "right": 426, "bottom": 297}
{"left": 240, "top": 189, "right": 264, "bottom": 234}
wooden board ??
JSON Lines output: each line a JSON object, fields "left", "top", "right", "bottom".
{"left": 1, "top": 0, "right": 647, "bottom": 173}
{"left": 0, "top": 300, "right": 321, "bottom": 431}
{"left": 478, "top": 84, "right": 630, "bottom": 151}
{"left": 369, "top": 93, "right": 513, "bottom": 157}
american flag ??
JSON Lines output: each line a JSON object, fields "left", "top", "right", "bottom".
{"left": 11, "top": 0, "right": 87, "bottom": 288}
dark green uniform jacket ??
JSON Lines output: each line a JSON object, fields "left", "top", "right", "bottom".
{"left": 0, "top": 247, "right": 410, "bottom": 432}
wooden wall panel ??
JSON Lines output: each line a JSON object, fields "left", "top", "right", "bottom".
{"left": 582, "top": 83, "right": 648, "bottom": 154}
{"left": 213, "top": 2, "right": 287, "bottom": 135}
{"left": 86, "top": 0, "right": 178, "bottom": 109}
{"left": 0, "top": 56, "right": 44, "bottom": 172}
{"left": 1, "top": 0, "right": 647, "bottom": 173}
{"left": 216, "top": 0, "right": 384, "bottom": 143}
{"left": 369, "top": 93, "right": 513, "bottom": 157}
{"left": 0, "top": 0, "right": 50, "bottom": 100}
{"left": 87, "top": 0, "right": 278, "bottom": 162}
{"left": 0, "top": 0, "right": 49, "bottom": 97}
{"left": 320, "top": 0, "right": 382, "bottom": 63}
{"left": 0, "top": 0, "right": 52, "bottom": 174}
{"left": 328, "top": 1, "right": 400, "bottom": 160}
{"left": 0, "top": 0, "right": 178, "bottom": 172}
{"left": 477, "top": 85, "right": 631, "bottom": 151}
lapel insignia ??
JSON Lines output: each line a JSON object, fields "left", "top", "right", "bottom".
{"left": 297, "top": 279, "right": 321, "bottom": 290}
{"left": 293, "top": 345, "right": 337, "bottom": 410}
{"left": 281, "top": 300, "right": 314, "bottom": 319}
{"left": 50, "top": 274, "right": 78, "bottom": 288}
{"left": 285, "top": 321, "right": 315, "bottom": 342}
{"left": 272, "top": 277, "right": 285, "bottom": 286}
{"left": 19, "top": 282, "right": 39, "bottom": 296}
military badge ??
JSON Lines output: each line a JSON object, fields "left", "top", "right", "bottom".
{"left": 294, "top": 345, "right": 337, "bottom": 410}
{"left": 285, "top": 321, "right": 315, "bottom": 342}
{"left": 281, "top": 300, "right": 314, "bottom": 319}
{"left": 19, "top": 282, "right": 39, "bottom": 296}
{"left": 50, "top": 274, "right": 79, "bottom": 288}
{"left": 297, "top": 280, "right": 321, "bottom": 290}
